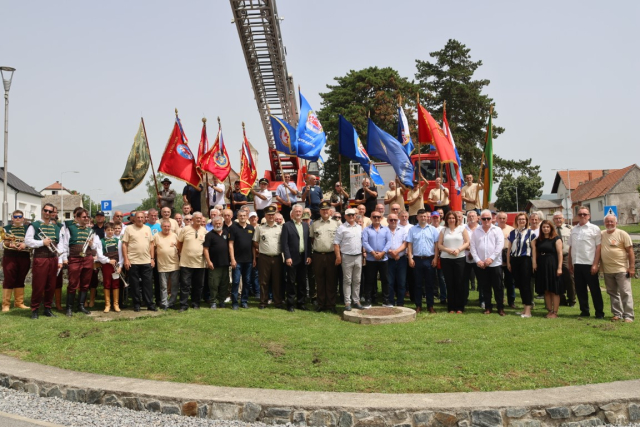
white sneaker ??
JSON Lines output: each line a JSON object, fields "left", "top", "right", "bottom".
{"left": 480, "top": 302, "right": 485, "bottom": 309}
{"left": 224, "top": 297, "right": 231, "bottom": 303}
{"left": 267, "top": 299, "right": 273, "bottom": 305}
{"left": 382, "top": 304, "right": 393, "bottom": 308}
{"left": 363, "top": 304, "right": 372, "bottom": 309}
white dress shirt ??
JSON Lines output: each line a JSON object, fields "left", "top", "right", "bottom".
{"left": 207, "top": 183, "right": 226, "bottom": 206}
{"left": 470, "top": 225, "right": 504, "bottom": 267}
{"left": 333, "top": 222, "right": 362, "bottom": 256}
{"left": 254, "top": 189, "right": 272, "bottom": 210}
{"left": 569, "top": 221, "right": 601, "bottom": 265}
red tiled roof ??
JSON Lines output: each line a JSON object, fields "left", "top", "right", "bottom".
{"left": 557, "top": 170, "right": 605, "bottom": 191}
{"left": 571, "top": 165, "right": 637, "bottom": 203}
{"left": 42, "top": 181, "right": 70, "bottom": 192}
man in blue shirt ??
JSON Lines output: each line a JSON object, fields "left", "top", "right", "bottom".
{"left": 406, "top": 209, "right": 440, "bottom": 313}
{"left": 301, "top": 175, "right": 323, "bottom": 221}
{"left": 362, "top": 211, "right": 391, "bottom": 308}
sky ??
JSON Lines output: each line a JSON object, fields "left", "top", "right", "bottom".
{"left": 2, "top": 0, "right": 639, "bottom": 209}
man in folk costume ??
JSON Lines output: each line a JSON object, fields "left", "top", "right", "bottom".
{"left": 95, "top": 222, "right": 123, "bottom": 313}
{"left": 24, "top": 204, "right": 63, "bottom": 319}
{"left": 62, "top": 208, "right": 99, "bottom": 317}
{"left": 2, "top": 210, "right": 31, "bottom": 311}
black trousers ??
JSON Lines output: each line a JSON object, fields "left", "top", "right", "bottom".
{"left": 474, "top": 265, "right": 504, "bottom": 311}
{"left": 510, "top": 256, "right": 532, "bottom": 305}
{"left": 364, "top": 260, "right": 388, "bottom": 304}
{"left": 280, "top": 205, "right": 292, "bottom": 223}
{"left": 313, "top": 252, "right": 337, "bottom": 309}
{"left": 462, "top": 261, "right": 475, "bottom": 304}
{"left": 285, "top": 259, "right": 307, "bottom": 308}
{"left": 128, "top": 264, "right": 154, "bottom": 309}
{"left": 180, "top": 267, "right": 205, "bottom": 309}
{"left": 441, "top": 257, "right": 466, "bottom": 312}
{"left": 574, "top": 263, "right": 604, "bottom": 317}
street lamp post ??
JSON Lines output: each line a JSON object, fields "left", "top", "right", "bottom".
{"left": 60, "top": 171, "right": 79, "bottom": 220}
{"left": 1, "top": 66, "right": 16, "bottom": 226}
{"left": 507, "top": 185, "right": 519, "bottom": 212}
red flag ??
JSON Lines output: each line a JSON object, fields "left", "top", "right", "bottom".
{"left": 198, "top": 121, "right": 231, "bottom": 181}
{"left": 417, "top": 104, "right": 457, "bottom": 164}
{"left": 158, "top": 116, "right": 201, "bottom": 188}
{"left": 197, "top": 121, "right": 208, "bottom": 165}
{"left": 239, "top": 124, "right": 257, "bottom": 195}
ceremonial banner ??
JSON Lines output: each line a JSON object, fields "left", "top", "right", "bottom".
{"left": 239, "top": 125, "right": 258, "bottom": 195}
{"left": 296, "top": 91, "right": 326, "bottom": 161}
{"left": 270, "top": 115, "right": 297, "bottom": 156}
{"left": 199, "top": 121, "right": 231, "bottom": 181}
{"left": 417, "top": 104, "right": 456, "bottom": 164}
{"left": 366, "top": 118, "right": 413, "bottom": 187}
{"left": 481, "top": 114, "right": 493, "bottom": 209}
{"left": 442, "top": 108, "right": 464, "bottom": 195}
{"left": 338, "top": 115, "right": 383, "bottom": 186}
{"left": 397, "top": 105, "right": 414, "bottom": 157}
{"left": 158, "top": 115, "right": 200, "bottom": 188}
{"left": 119, "top": 120, "right": 151, "bottom": 192}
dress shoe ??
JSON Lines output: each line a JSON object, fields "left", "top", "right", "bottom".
{"left": 315, "top": 306, "right": 323, "bottom": 312}
{"left": 428, "top": 307, "right": 436, "bottom": 314}
{"left": 241, "top": 303, "right": 249, "bottom": 309}
{"left": 219, "top": 303, "right": 227, "bottom": 309}
{"left": 179, "top": 307, "right": 188, "bottom": 313}
{"left": 595, "top": 315, "right": 605, "bottom": 320}
{"left": 498, "top": 310, "right": 506, "bottom": 316}
{"left": 415, "top": 307, "right": 422, "bottom": 313}
{"left": 353, "top": 303, "right": 364, "bottom": 310}
{"left": 509, "top": 304, "right": 517, "bottom": 309}
{"left": 192, "top": 304, "right": 200, "bottom": 309}
{"left": 148, "top": 306, "right": 158, "bottom": 312}
{"left": 297, "top": 304, "right": 308, "bottom": 311}
{"left": 258, "top": 306, "right": 266, "bottom": 310}
{"left": 287, "top": 306, "right": 295, "bottom": 312}
{"left": 579, "top": 311, "right": 590, "bottom": 317}
{"left": 210, "top": 303, "right": 217, "bottom": 310}
{"left": 43, "top": 308, "right": 56, "bottom": 317}
{"left": 30, "top": 310, "right": 39, "bottom": 319}
{"left": 483, "top": 310, "right": 492, "bottom": 315}
{"left": 232, "top": 304, "right": 239, "bottom": 310}
{"left": 133, "top": 306, "right": 141, "bottom": 312}
{"left": 344, "top": 305, "right": 352, "bottom": 311}
{"left": 329, "top": 308, "right": 337, "bottom": 314}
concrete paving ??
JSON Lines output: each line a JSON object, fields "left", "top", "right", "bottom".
{"left": 1, "top": 354, "right": 640, "bottom": 410}
{"left": 0, "top": 411, "right": 65, "bottom": 427}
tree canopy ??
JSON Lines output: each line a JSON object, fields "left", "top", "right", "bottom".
{"left": 494, "top": 172, "right": 544, "bottom": 212}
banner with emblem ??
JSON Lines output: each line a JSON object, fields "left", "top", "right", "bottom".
{"left": 338, "top": 115, "right": 384, "bottom": 186}
{"left": 442, "top": 106, "right": 464, "bottom": 195}
{"left": 270, "top": 115, "right": 297, "bottom": 156}
{"left": 239, "top": 123, "right": 258, "bottom": 196}
{"left": 120, "top": 119, "right": 151, "bottom": 192}
{"left": 158, "top": 113, "right": 201, "bottom": 188}
{"left": 397, "top": 105, "right": 414, "bottom": 157}
{"left": 199, "top": 119, "right": 231, "bottom": 181}
{"left": 417, "top": 104, "right": 456, "bottom": 165}
{"left": 296, "top": 90, "right": 326, "bottom": 162}
{"left": 366, "top": 118, "right": 413, "bottom": 187}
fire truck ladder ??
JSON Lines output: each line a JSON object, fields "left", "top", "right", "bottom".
{"left": 230, "top": 0, "right": 300, "bottom": 181}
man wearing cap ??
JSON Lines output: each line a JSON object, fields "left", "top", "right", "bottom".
{"left": 253, "top": 205, "right": 283, "bottom": 309}
{"left": 252, "top": 178, "right": 272, "bottom": 222}
{"left": 158, "top": 178, "right": 177, "bottom": 213}
{"left": 302, "top": 175, "right": 323, "bottom": 221}
{"left": 428, "top": 177, "right": 450, "bottom": 216}
{"left": 334, "top": 208, "right": 364, "bottom": 311}
{"left": 354, "top": 178, "right": 378, "bottom": 218}
{"left": 311, "top": 201, "right": 339, "bottom": 313}
{"left": 281, "top": 205, "right": 311, "bottom": 312}
{"left": 276, "top": 173, "right": 298, "bottom": 222}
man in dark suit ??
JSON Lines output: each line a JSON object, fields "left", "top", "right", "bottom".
{"left": 281, "top": 205, "right": 312, "bottom": 312}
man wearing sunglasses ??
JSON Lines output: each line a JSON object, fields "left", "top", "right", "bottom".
{"left": 25, "top": 204, "right": 63, "bottom": 319}
{"left": 2, "top": 210, "right": 31, "bottom": 312}
{"left": 568, "top": 206, "right": 604, "bottom": 319}
{"left": 470, "top": 209, "right": 505, "bottom": 316}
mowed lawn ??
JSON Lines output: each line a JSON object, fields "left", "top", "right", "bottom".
{"left": 1, "top": 279, "right": 639, "bottom": 394}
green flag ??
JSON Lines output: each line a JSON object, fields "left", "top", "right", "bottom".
{"left": 120, "top": 120, "right": 151, "bottom": 192}
{"left": 481, "top": 114, "right": 493, "bottom": 209}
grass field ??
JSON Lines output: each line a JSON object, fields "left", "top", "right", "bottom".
{"left": 1, "top": 279, "right": 638, "bottom": 394}
{"left": 599, "top": 224, "right": 640, "bottom": 234}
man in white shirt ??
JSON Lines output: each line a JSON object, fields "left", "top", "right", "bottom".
{"left": 207, "top": 176, "right": 225, "bottom": 210}
{"left": 568, "top": 206, "right": 604, "bottom": 319}
{"left": 334, "top": 208, "right": 364, "bottom": 311}
{"left": 470, "top": 209, "right": 505, "bottom": 316}
{"left": 251, "top": 178, "right": 272, "bottom": 222}
{"left": 275, "top": 173, "right": 298, "bottom": 222}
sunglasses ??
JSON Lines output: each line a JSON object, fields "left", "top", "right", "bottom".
{"left": 13, "top": 215, "right": 23, "bottom": 219}
{"left": 333, "top": 216, "right": 341, "bottom": 219}
{"left": 577, "top": 213, "right": 589, "bottom": 217}
{"left": 388, "top": 219, "right": 398, "bottom": 222}
{"left": 372, "top": 216, "right": 382, "bottom": 219}
{"left": 481, "top": 217, "right": 492, "bottom": 221}
{"left": 43, "top": 209, "right": 54, "bottom": 213}
{"left": 185, "top": 218, "right": 193, "bottom": 221}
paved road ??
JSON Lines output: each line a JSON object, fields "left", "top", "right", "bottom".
{"left": 0, "top": 412, "right": 65, "bottom": 427}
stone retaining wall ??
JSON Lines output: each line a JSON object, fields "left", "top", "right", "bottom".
{"left": 2, "top": 371, "right": 640, "bottom": 427}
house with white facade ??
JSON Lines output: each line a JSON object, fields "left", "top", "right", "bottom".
{"left": 0, "top": 168, "right": 43, "bottom": 224}
{"left": 40, "top": 181, "right": 83, "bottom": 220}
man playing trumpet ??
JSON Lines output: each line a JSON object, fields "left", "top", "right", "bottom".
{"left": 1, "top": 210, "right": 31, "bottom": 312}
{"left": 25, "top": 204, "right": 63, "bottom": 319}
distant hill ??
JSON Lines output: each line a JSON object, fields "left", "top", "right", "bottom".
{"left": 112, "top": 203, "right": 139, "bottom": 213}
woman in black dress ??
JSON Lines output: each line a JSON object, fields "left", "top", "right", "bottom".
{"left": 532, "top": 220, "right": 563, "bottom": 318}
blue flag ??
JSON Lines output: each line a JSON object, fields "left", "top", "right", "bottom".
{"left": 338, "top": 115, "right": 384, "bottom": 186}
{"left": 397, "top": 106, "right": 414, "bottom": 157}
{"left": 270, "top": 115, "right": 297, "bottom": 156}
{"left": 367, "top": 119, "right": 414, "bottom": 187}
{"left": 296, "top": 91, "right": 326, "bottom": 161}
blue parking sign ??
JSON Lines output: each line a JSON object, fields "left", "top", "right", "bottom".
{"left": 101, "top": 200, "right": 112, "bottom": 211}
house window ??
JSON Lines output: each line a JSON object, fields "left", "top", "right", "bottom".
{"left": 52, "top": 190, "right": 58, "bottom": 195}
{"left": 598, "top": 201, "right": 604, "bottom": 212}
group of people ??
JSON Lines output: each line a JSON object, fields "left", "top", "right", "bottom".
{"left": 1, "top": 175, "right": 635, "bottom": 323}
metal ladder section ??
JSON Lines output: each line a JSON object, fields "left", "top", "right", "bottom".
{"left": 230, "top": 0, "right": 300, "bottom": 180}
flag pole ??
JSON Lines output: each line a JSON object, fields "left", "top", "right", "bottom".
{"left": 481, "top": 105, "right": 494, "bottom": 209}
{"left": 141, "top": 116, "right": 160, "bottom": 204}
{"left": 203, "top": 117, "right": 211, "bottom": 210}
{"left": 416, "top": 93, "right": 423, "bottom": 187}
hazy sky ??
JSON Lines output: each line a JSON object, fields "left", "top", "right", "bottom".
{"left": 3, "top": 0, "right": 638, "bottom": 208}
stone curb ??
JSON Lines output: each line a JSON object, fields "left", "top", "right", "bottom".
{"left": 0, "top": 410, "right": 66, "bottom": 427}
{"left": 1, "top": 355, "right": 640, "bottom": 426}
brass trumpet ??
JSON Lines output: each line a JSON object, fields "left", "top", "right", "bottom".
{"left": 114, "top": 262, "right": 129, "bottom": 288}
{"left": 0, "top": 228, "right": 30, "bottom": 252}
{"left": 80, "top": 229, "right": 95, "bottom": 257}
{"left": 38, "top": 230, "right": 63, "bottom": 256}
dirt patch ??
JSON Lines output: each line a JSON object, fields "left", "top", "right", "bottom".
{"left": 90, "top": 309, "right": 168, "bottom": 322}
{"left": 79, "top": 327, "right": 101, "bottom": 338}
{"left": 261, "top": 342, "right": 286, "bottom": 358}
{"left": 361, "top": 307, "right": 402, "bottom": 316}
{"left": 58, "top": 330, "right": 71, "bottom": 338}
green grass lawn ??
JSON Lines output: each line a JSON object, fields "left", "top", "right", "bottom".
{"left": 599, "top": 224, "right": 640, "bottom": 234}
{"left": 1, "top": 280, "right": 639, "bottom": 394}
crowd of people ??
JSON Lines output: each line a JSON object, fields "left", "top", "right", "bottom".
{"left": 1, "top": 175, "right": 635, "bottom": 323}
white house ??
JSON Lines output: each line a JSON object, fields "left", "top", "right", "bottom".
{"left": 40, "top": 181, "right": 83, "bottom": 220}
{"left": 0, "top": 168, "right": 44, "bottom": 223}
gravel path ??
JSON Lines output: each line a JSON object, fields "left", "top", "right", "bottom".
{"left": 0, "top": 386, "right": 282, "bottom": 427}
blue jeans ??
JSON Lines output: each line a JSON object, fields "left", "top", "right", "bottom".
{"left": 388, "top": 256, "right": 407, "bottom": 306}
{"left": 232, "top": 262, "right": 252, "bottom": 306}
{"left": 413, "top": 257, "right": 434, "bottom": 308}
